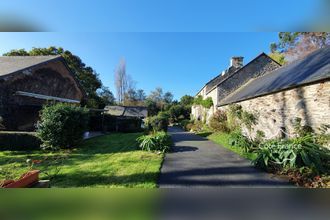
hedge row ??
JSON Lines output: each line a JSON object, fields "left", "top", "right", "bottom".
{"left": 0, "top": 132, "right": 41, "bottom": 151}
{"left": 89, "top": 115, "right": 142, "bottom": 133}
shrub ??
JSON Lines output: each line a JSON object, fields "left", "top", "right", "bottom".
{"left": 226, "top": 104, "right": 257, "bottom": 131}
{"left": 89, "top": 114, "right": 142, "bottom": 132}
{"left": 292, "top": 117, "right": 314, "bottom": 137}
{"left": 209, "top": 110, "right": 230, "bottom": 133}
{"left": 190, "top": 120, "right": 204, "bottom": 132}
{"left": 240, "top": 111, "right": 257, "bottom": 131}
{"left": 36, "top": 103, "right": 89, "bottom": 150}
{"left": 253, "top": 136, "right": 330, "bottom": 173}
{"left": 137, "top": 131, "right": 171, "bottom": 152}
{"left": 226, "top": 104, "right": 242, "bottom": 130}
{"left": 0, "top": 132, "right": 41, "bottom": 151}
{"left": 168, "top": 105, "right": 191, "bottom": 123}
{"left": 179, "top": 119, "right": 191, "bottom": 130}
{"left": 146, "top": 112, "right": 169, "bottom": 132}
{"left": 255, "top": 130, "right": 265, "bottom": 144}
{"left": 229, "top": 130, "right": 254, "bottom": 153}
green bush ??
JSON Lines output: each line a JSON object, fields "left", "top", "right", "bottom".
{"left": 226, "top": 104, "right": 257, "bottom": 131}
{"left": 193, "top": 95, "right": 213, "bottom": 108}
{"left": 0, "top": 132, "right": 41, "bottom": 151}
{"left": 146, "top": 112, "right": 169, "bottom": 132}
{"left": 168, "top": 105, "right": 191, "bottom": 123}
{"left": 292, "top": 117, "right": 314, "bottom": 137}
{"left": 190, "top": 120, "right": 204, "bottom": 132}
{"left": 209, "top": 110, "right": 230, "bottom": 132}
{"left": 253, "top": 136, "right": 330, "bottom": 173}
{"left": 36, "top": 103, "right": 89, "bottom": 150}
{"left": 89, "top": 114, "right": 142, "bottom": 132}
{"left": 137, "top": 131, "right": 171, "bottom": 152}
{"left": 179, "top": 119, "right": 191, "bottom": 130}
{"left": 229, "top": 130, "right": 254, "bottom": 153}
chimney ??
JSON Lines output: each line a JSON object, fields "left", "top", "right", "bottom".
{"left": 230, "top": 56, "right": 244, "bottom": 69}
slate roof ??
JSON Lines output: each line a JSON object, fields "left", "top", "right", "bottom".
{"left": 196, "top": 53, "right": 281, "bottom": 96}
{"left": 218, "top": 46, "right": 330, "bottom": 106}
{"left": 0, "top": 55, "right": 61, "bottom": 77}
{"left": 105, "top": 106, "right": 148, "bottom": 118}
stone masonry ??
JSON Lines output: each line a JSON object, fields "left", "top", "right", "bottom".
{"left": 219, "top": 80, "right": 330, "bottom": 139}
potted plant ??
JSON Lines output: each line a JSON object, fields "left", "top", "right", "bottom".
{"left": 3, "top": 170, "right": 40, "bottom": 188}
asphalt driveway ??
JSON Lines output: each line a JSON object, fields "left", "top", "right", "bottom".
{"left": 158, "top": 126, "right": 292, "bottom": 188}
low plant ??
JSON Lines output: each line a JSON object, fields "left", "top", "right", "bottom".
{"left": 190, "top": 120, "right": 204, "bottom": 133}
{"left": 228, "top": 130, "right": 254, "bottom": 153}
{"left": 179, "top": 119, "right": 191, "bottom": 130}
{"left": 255, "top": 130, "right": 265, "bottom": 144}
{"left": 316, "top": 124, "right": 330, "bottom": 147}
{"left": 137, "top": 131, "right": 171, "bottom": 153}
{"left": 253, "top": 136, "right": 330, "bottom": 174}
{"left": 209, "top": 110, "right": 230, "bottom": 133}
{"left": 240, "top": 111, "right": 257, "bottom": 131}
{"left": 292, "top": 117, "right": 314, "bottom": 137}
{"left": 226, "top": 104, "right": 242, "bottom": 131}
{"left": 226, "top": 104, "right": 257, "bottom": 131}
{"left": 36, "top": 103, "right": 89, "bottom": 150}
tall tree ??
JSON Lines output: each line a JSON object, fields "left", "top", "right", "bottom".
{"left": 124, "top": 88, "right": 138, "bottom": 106}
{"left": 163, "top": 92, "right": 174, "bottom": 104}
{"left": 114, "top": 59, "right": 128, "bottom": 104}
{"left": 98, "top": 86, "right": 116, "bottom": 107}
{"left": 136, "top": 89, "right": 146, "bottom": 102}
{"left": 3, "top": 46, "right": 106, "bottom": 108}
{"left": 148, "top": 87, "right": 163, "bottom": 103}
{"left": 180, "top": 95, "right": 194, "bottom": 106}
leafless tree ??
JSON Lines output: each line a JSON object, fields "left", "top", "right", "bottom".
{"left": 114, "top": 59, "right": 127, "bottom": 104}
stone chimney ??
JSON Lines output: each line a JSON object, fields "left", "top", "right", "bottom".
{"left": 230, "top": 56, "right": 244, "bottom": 69}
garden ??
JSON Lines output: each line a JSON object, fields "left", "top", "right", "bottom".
{"left": 0, "top": 103, "right": 171, "bottom": 188}
{"left": 183, "top": 103, "right": 330, "bottom": 188}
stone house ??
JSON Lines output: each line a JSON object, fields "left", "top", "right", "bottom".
{"left": 192, "top": 46, "right": 330, "bottom": 139}
{"left": 0, "top": 56, "right": 85, "bottom": 131}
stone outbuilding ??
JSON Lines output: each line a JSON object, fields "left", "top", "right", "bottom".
{"left": 192, "top": 46, "right": 330, "bottom": 139}
{"left": 0, "top": 55, "right": 85, "bottom": 131}
{"left": 192, "top": 53, "right": 281, "bottom": 122}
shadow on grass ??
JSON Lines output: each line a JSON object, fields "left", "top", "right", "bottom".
{"left": 196, "top": 132, "right": 213, "bottom": 137}
{"left": 52, "top": 170, "right": 159, "bottom": 187}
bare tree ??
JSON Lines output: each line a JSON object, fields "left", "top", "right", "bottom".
{"left": 114, "top": 59, "right": 127, "bottom": 104}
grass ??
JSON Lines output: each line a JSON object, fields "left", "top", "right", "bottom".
{"left": 197, "top": 131, "right": 257, "bottom": 161}
{"left": 0, "top": 133, "right": 163, "bottom": 188}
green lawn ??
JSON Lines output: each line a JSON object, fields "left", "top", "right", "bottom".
{"left": 0, "top": 133, "right": 163, "bottom": 188}
{"left": 199, "top": 132, "right": 257, "bottom": 161}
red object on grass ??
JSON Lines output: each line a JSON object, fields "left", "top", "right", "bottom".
{"left": 3, "top": 170, "right": 40, "bottom": 188}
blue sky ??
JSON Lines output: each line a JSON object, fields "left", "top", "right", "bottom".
{"left": 0, "top": 32, "right": 279, "bottom": 99}
{"left": 0, "top": 0, "right": 326, "bottom": 100}
{"left": 0, "top": 0, "right": 324, "bottom": 32}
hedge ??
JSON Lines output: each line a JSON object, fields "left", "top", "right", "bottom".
{"left": 89, "top": 114, "right": 142, "bottom": 133}
{"left": 0, "top": 131, "right": 41, "bottom": 151}
{"left": 37, "top": 103, "right": 89, "bottom": 150}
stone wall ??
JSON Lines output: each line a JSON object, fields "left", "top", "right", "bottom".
{"left": 192, "top": 54, "right": 280, "bottom": 123}
{"left": 217, "top": 54, "right": 280, "bottom": 101}
{"left": 219, "top": 80, "right": 330, "bottom": 139}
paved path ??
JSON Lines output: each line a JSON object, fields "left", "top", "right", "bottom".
{"left": 158, "top": 127, "right": 292, "bottom": 188}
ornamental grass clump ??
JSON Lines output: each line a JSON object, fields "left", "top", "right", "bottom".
{"left": 137, "top": 131, "right": 171, "bottom": 153}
